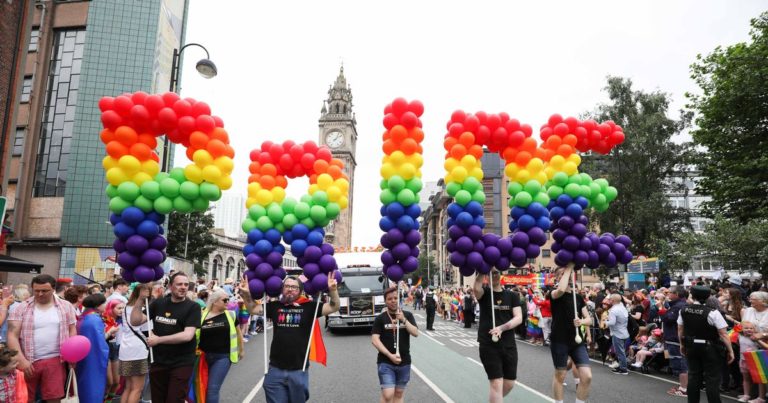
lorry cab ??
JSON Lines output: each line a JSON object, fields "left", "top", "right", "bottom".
{"left": 326, "top": 265, "right": 386, "bottom": 331}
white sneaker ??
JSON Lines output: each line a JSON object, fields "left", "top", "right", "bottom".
{"left": 630, "top": 362, "right": 642, "bottom": 368}
{"left": 609, "top": 361, "right": 619, "bottom": 369}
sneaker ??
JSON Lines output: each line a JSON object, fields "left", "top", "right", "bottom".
{"left": 562, "top": 382, "right": 567, "bottom": 386}
{"left": 608, "top": 361, "right": 619, "bottom": 369}
{"left": 668, "top": 388, "right": 687, "bottom": 397}
{"left": 748, "top": 398, "right": 766, "bottom": 403}
{"left": 630, "top": 362, "right": 642, "bottom": 368}
{"left": 611, "top": 368, "right": 628, "bottom": 375}
{"left": 737, "top": 396, "right": 750, "bottom": 403}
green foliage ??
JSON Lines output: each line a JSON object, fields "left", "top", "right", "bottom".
{"left": 581, "top": 76, "right": 695, "bottom": 256}
{"left": 697, "top": 216, "right": 768, "bottom": 276}
{"left": 688, "top": 12, "right": 768, "bottom": 223}
{"left": 410, "top": 251, "right": 437, "bottom": 286}
{"left": 167, "top": 210, "right": 217, "bottom": 276}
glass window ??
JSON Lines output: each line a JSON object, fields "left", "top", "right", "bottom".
{"left": 28, "top": 28, "right": 39, "bottom": 52}
{"left": 542, "top": 249, "right": 551, "bottom": 258}
{"left": 33, "top": 29, "right": 86, "bottom": 197}
{"left": 20, "top": 76, "right": 33, "bottom": 102}
{"left": 13, "top": 128, "right": 25, "bottom": 156}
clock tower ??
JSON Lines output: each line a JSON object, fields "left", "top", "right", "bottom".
{"left": 319, "top": 66, "right": 356, "bottom": 249}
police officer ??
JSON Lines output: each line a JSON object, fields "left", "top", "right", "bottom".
{"left": 425, "top": 286, "right": 437, "bottom": 330}
{"left": 678, "top": 285, "right": 734, "bottom": 403}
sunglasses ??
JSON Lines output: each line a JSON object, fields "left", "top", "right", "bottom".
{"left": 221, "top": 298, "right": 230, "bottom": 303}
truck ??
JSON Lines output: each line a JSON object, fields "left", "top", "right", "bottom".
{"left": 326, "top": 260, "right": 387, "bottom": 331}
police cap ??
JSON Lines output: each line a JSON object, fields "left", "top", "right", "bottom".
{"left": 690, "top": 285, "right": 711, "bottom": 300}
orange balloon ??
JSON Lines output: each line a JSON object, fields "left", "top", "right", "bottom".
{"left": 207, "top": 139, "right": 227, "bottom": 158}
{"left": 409, "top": 127, "right": 424, "bottom": 142}
{"left": 521, "top": 137, "right": 537, "bottom": 153}
{"left": 185, "top": 147, "right": 195, "bottom": 161}
{"left": 459, "top": 132, "right": 476, "bottom": 148}
{"left": 275, "top": 176, "right": 288, "bottom": 188}
{"left": 100, "top": 129, "right": 115, "bottom": 144}
{"left": 450, "top": 144, "right": 467, "bottom": 159}
{"left": 248, "top": 174, "right": 259, "bottom": 183}
{"left": 330, "top": 158, "right": 344, "bottom": 168}
{"left": 261, "top": 163, "right": 277, "bottom": 177}
{"left": 106, "top": 141, "right": 128, "bottom": 159}
{"left": 189, "top": 131, "right": 209, "bottom": 149}
{"left": 308, "top": 174, "right": 318, "bottom": 184}
{"left": 249, "top": 161, "right": 261, "bottom": 174}
{"left": 502, "top": 147, "right": 517, "bottom": 162}
{"left": 224, "top": 145, "right": 235, "bottom": 159}
{"left": 209, "top": 127, "right": 229, "bottom": 143}
{"left": 115, "top": 126, "right": 138, "bottom": 146}
{"left": 382, "top": 130, "right": 391, "bottom": 141}
{"left": 515, "top": 151, "right": 532, "bottom": 166}
{"left": 327, "top": 165, "right": 343, "bottom": 179}
{"left": 468, "top": 144, "right": 483, "bottom": 159}
{"left": 416, "top": 145, "right": 423, "bottom": 154}
{"left": 313, "top": 159, "right": 329, "bottom": 174}
{"left": 259, "top": 175, "right": 276, "bottom": 189}
{"left": 383, "top": 140, "right": 397, "bottom": 155}
{"left": 401, "top": 138, "right": 418, "bottom": 155}
{"left": 557, "top": 144, "right": 573, "bottom": 157}
{"left": 130, "top": 143, "right": 152, "bottom": 160}
{"left": 534, "top": 147, "right": 550, "bottom": 160}
{"left": 563, "top": 134, "right": 578, "bottom": 147}
{"left": 150, "top": 151, "right": 159, "bottom": 162}
{"left": 137, "top": 133, "right": 157, "bottom": 149}
{"left": 443, "top": 137, "right": 457, "bottom": 152}
{"left": 390, "top": 125, "right": 407, "bottom": 142}
{"left": 545, "top": 135, "right": 562, "bottom": 149}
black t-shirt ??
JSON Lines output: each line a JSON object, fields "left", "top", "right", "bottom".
{"left": 149, "top": 296, "right": 202, "bottom": 367}
{"left": 199, "top": 312, "right": 232, "bottom": 354}
{"left": 371, "top": 310, "right": 418, "bottom": 365}
{"left": 477, "top": 287, "right": 521, "bottom": 347}
{"left": 266, "top": 300, "right": 325, "bottom": 370}
{"left": 631, "top": 305, "right": 646, "bottom": 326}
{"left": 549, "top": 291, "right": 586, "bottom": 346}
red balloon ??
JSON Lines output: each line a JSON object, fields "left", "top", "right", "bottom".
{"left": 212, "top": 115, "right": 224, "bottom": 128}
{"left": 407, "top": 100, "right": 424, "bottom": 117}
{"left": 383, "top": 103, "right": 393, "bottom": 115}
{"left": 177, "top": 116, "right": 196, "bottom": 135}
{"left": 391, "top": 98, "right": 408, "bottom": 116}
{"left": 464, "top": 115, "right": 479, "bottom": 132}
{"left": 564, "top": 116, "right": 579, "bottom": 131}
{"left": 191, "top": 101, "right": 211, "bottom": 117}
{"left": 553, "top": 123, "right": 570, "bottom": 136}
{"left": 268, "top": 143, "right": 285, "bottom": 160}
{"left": 508, "top": 130, "right": 525, "bottom": 147}
{"left": 101, "top": 110, "right": 122, "bottom": 130}
{"left": 172, "top": 99, "right": 192, "bottom": 117}
{"left": 450, "top": 110, "right": 466, "bottom": 124}
{"left": 157, "top": 107, "right": 177, "bottom": 128}
{"left": 302, "top": 141, "right": 319, "bottom": 154}
{"left": 258, "top": 152, "right": 273, "bottom": 165}
{"left": 486, "top": 114, "right": 501, "bottom": 130}
{"left": 98, "top": 97, "right": 115, "bottom": 112}
{"left": 113, "top": 96, "right": 133, "bottom": 116}
{"left": 316, "top": 147, "right": 332, "bottom": 161}
{"left": 520, "top": 123, "right": 533, "bottom": 137}
{"left": 161, "top": 92, "right": 180, "bottom": 107}
{"left": 130, "top": 105, "right": 150, "bottom": 124}
{"left": 400, "top": 112, "right": 418, "bottom": 129}
{"left": 195, "top": 115, "right": 216, "bottom": 132}
{"left": 300, "top": 153, "right": 316, "bottom": 170}
{"left": 448, "top": 123, "right": 464, "bottom": 137}
{"left": 475, "top": 111, "right": 488, "bottom": 124}
{"left": 279, "top": 154, "right": 294, "bottom": 172}
{"left": 382, "top": 113, "right": 398, "bottom": 130}
{"left": 548, "top": 114, "right": 563, "bottom": 127}
{"left": 131, "top": 91, "right": 148, "bottom": 105}
{"left": 540, "top": 127, "right": 553, "bottom": 141}
{"left": 144, "top": 94, "right": 164, "bottom": 113}
{"left": 289, "top": 144, "right": 304, "bottom": 161}
{"left": 504, "top": 118, "right": 521, "bottom": 133}
{"left": 261, "top": 141, "right": 274, "bottom": 152}
{"left": 475, "top": 125, "right": 490, "bottom": 145}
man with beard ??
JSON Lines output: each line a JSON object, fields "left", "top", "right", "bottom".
{"left": 371, "top": 286, "right": 419, "bottom": 403}
{"left": 248, "top": 274, "right": 340, "bottom": 403}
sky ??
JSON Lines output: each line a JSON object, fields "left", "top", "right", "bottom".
{"left": 176, "top": 0, "right": 766, "bottom": 247}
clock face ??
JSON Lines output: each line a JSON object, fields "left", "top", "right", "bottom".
{"left": 325, "top": 131, "right": 344, "bottom": 149}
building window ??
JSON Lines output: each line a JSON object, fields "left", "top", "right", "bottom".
{"left": 20, "top": 76, "right": 33, "bottom": 103}
{"left": 33, "top": 29, "right": 85, "bottom": 197}
{"left": 542, "top": 249, "right": 551, "bottom": 258}
{"left": 13, "top": 128, "right": 25, "bottom": 156}
{"left": 29, "top": 28, "right": 39, "bottom": 52}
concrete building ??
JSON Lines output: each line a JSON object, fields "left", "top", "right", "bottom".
{"left": 0, "top": 1, "right": 191, "bottom": 283}
{"left": 212, "top": 193, "right": 246, "bottom": 238}
{"left": 204, "top": 229, "right": 297, "bottom": 282}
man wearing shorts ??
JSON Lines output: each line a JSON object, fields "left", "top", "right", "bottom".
{"left": 7, "top": 274, "right": 78, "bottom": 402}
{"left": 661, "top": 286, "right": 689, "bottom": 397}
{"left": 371, "top": 286, "right": 419, "bottom": 403}
{"left": 474, "top": 269, "right": 523, "bottom": 403}
{"left": 549, "top": 265, "right": 593, "bottom": 403}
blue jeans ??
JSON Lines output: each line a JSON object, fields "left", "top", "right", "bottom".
{"left": 612, "top": 336, "right": 628, "bottom": 371}
{"left": 264, "top": 365, "right": 310, "bottom": 403}
{"left": 205, "top": 353, "right": 232, "bottom": 403}
{"left": 377, "top": 363, "right": 411, "bottom": 389}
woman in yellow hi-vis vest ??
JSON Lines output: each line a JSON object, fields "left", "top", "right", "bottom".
{"left": 197, "top": 289, "right": 245, "bottom": 403}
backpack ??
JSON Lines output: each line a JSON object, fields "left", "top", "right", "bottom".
{"left": 415, "top": 289, "right": 423, "bottom": 300}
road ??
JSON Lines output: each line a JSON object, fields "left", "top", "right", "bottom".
{"left": 221, "top": 310, "right": 744, "bottom": 402}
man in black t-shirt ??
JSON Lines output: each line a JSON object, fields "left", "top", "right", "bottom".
{"left": 248, "top": 274, "right": 340, "bottom": 403}
{"left": 548, "top": 264, "right": 593, "bottom": 403}
{"left": 372, "top": 286, "right": 419, "bottom": 403}
{"left": 130, "top": 272, "right": 201, "bottom": 403}
{"left": 473, "top": 269, "right": 523, "bottom": 403}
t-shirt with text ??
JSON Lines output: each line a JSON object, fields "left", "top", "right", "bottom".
{"left": 372, "top": 310, "right": 418, "bottom": 365}
{"left": 149, "top": 296, "right": 201, "bottom": 368}
{"left": 199, "top": 312, "right": 231, "bottom": 355}
{"left": 477, "top": 287, "right": 521, "bottom": 347}
{"left": 266, "top": 300, "right": 324, "bottom": 370}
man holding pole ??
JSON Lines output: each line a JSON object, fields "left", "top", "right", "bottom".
{"left": 250, "top": 273, "right": 340, "bottom": 403}
{"left": 372, "top": 286, "right": 419, "bottom": 403}
{"left": 130, "top": 272, "right": 201, "bottom": 402}
{"left": 474, "top": 269, "right": 524, "bottom": 403}
{"left": 549, "top": 264, "right": 593, "bottom": 403}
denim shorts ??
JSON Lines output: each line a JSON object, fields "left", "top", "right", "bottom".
{"left": 666, "top": 343, "right": 688, "bottom": 375}
{"left": 550, "top": 341, "right": 590, "bottom": 370}
{"left": 377, "top": 362, "right": 411, "bottom": 390}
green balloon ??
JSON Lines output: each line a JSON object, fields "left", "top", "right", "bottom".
{"left": 379, "top": 179, "right": 388, "bottom": 190}
{"left": 406, "top": 177, "right": 423, "bottom": 193}
{"left": 169, "top": 167, "right": 186, "bottom": 183}
{"left": 282, "top": 213, "right": 298, "bottom": 229}
{"left": 191, "top": 197, "right": 209, "bottom": 212}
{"left": 514, "top": 192, "right": 533, "bottom": 208}
{"left": 117, "top": 182, "right": 140, "bottom": 201}
{"left": 109, "top": 197, "right": 130, "bottom": 214}
{"left": 325, "top": 203, "right": 341, "bottom": 219}
{"left": 564, "top": 183, "right": 581, "bottom": 198}
{"left": 472, "top": 190, "right": 486, "bottom": 204}
{"left": 160, "top": 178, "right": 180, "bottom": 198}
{"left": 267, "top": 203, "right": 285, "bottom": 223}
{"left": 580, "top": 173, "right": 593, "bottom": 185}
{"left": 106, "top": 185, "right": 118, "bottom": 198}
{"left": 594, "top": 193, "right": 607, "bottom": 207}
{"left": 199, "top": 183, "right": 221, "bottom": 201}
{"left": 140, "top": 181, "right": 161, "bottom": 200}
{"left": 387, "top": 176, "right": 406, "bottom": 193}
{"left": 281, "top": 198, "right": 297, "bottom": 214}
{"left": 455, "top": 190, "right": 471, "bottom": 206}
{"left": 579, "top": 185, "right": 592, "bottom": 199}
{"left": 396, "top": 189, "right": 416, "bottom": 206}
{"left": 274, "top": 223, "right": 286, "bottom": 233}
{"left": 316, "top": 217, "right": 330, "bottom": 228}
{"left": 134, "top": 195, "right": 154, "bottom": 212}
{"left": 154, "top": 196, "right": 173, "bottom": 214}
{"left": 533, "top": 192, "right": 550, "bottom": 206}
{"left": 256, "top": 216, "right": 273, "bottom": 232}
{"left": 311, "top": 191, "right": 328, "bottom": 206}
{"left": 173, "top": 196, "right": 192, "bottom": 213}
{"left": 594, "top": 178, "right": 609, "bottom": 192}
{"left": 300, "top": 194, "right": 312, "bottom": 204}
{"left": 248, "top": 205, "right": 266, "bottom": 220}
{"left": 589, "top": 183, "right": 602, "bottom": 198}
{"left": 242, "top": 218, "right": 257, "bottom": 233}
{"left": 507, "top": 182, "right": 523, "bottom": 196}
{"left": 523, "top": 180, "right": 541, "bottom": 195}
{"left": 179, "top": 181, "right": 200, "bottom": 200}
{"left": 300, "top": 217, "right": 316, "bottom": 229}
{"left": 462, "top": 177, "right": 480, "bottom": 194}
{"left": 294, "top": 202, "right": 311, "bottom": 219}
{"left": 380, "top": 189, "right": 396, "bottom": 205}
{"left": 553, "top": 172, "right": 569, "bottom": 187}
{"left": 154, "top": 172, "right": 170, "bottom": 182}
{"left": 446, "top": 182, "right": 461, "bottom": 197}
{"left": 508, "top": 199, "right": 515, "bottom": 209}
{"left": 605, "top": 186, "right": 618, "bottom": 202}
{"left": 547, "top": 185, "right": 563, "bottom": 199}
{"left": 310, "top": 205, "right": 326, "bottom": 222}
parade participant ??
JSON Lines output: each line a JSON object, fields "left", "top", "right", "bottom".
{"left": 103, "top": 299, "right": 125, "bottom": 402}
{"left": 119, "top": 284, "right": 151, "bottom": 403}
{"left": 76, "top": 293, "right": 112, "bottom": 403}
{"left": 247, "top": 274, "right": 340, "bottom": 403}
{"left": 130, "top": 272, "right": 201, "bottom": 402}
{"left": 197, "top": 289, "right": 244, "bottom": 403}
{"left": 371, "top": 286, "right": 419, "bottom": 403}
{"left": 473, "top": 269, "right": 524, "bottom": 403}
{"left": 107, "top": 278, "right": 129, "bottom": 304}
{"left": 425, "top": 286, "right": 437, "bottom": 331}
{"left": 662, "top": 286, "right": 690, "bottom": 397}
{"left": 549, "top": 265, "right": 593, "bottom": 403}
{"left": 7, "top": 274, "right": 78, "bottom": 402}
{"left": 678, "top": 284, "right": 734, "bottom": 403}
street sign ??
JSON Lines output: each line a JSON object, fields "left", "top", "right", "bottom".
{"left": 627, "top": 257, "right": 660, "bottom": 273}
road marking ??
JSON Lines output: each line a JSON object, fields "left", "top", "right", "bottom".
{"left": 414, "top": 313, "right": 424, "bottom": 318}
{"left": 466, "top": 357, "right": 555, "bottom": 402}
{"left": 421, "top": 331, "right": 445, "bottom": 346}
{"left": 412, "top": 365, "right": 455, "bottom": 403}
{"left": 242, "top": 375, "right": 264, "bottom": 403}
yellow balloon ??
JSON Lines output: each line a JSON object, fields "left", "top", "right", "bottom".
{"left": 106, "top": 167, "right": 128, "bottom": 186}
{"left": 132, "top": 172, "right": 153, "bottom": 185}
{"left": 444, "top": 158, "right": 459, "bottom": 173}
{"left": 327, "top": 185, "right": 341, "bottom": 201}
{"left": 141, "top": 160, "right": 160, "bottom": 177}
{"left": 415, "top": 168, "right": 422, "bottom": 178}
{"left": 308, "top": 184, "right": 319, "bottom": 195}
{"left": 256, "top": 189, "right": 273, "bottom": 206}
{"left": 102, "top": 156, "right": 118, "bottom": 170}
{"left": 338, "top": 196, "right": 349, "bottom": 210}
{"left": 248, "top": 182, "right": 261, "bottom": 197}
{"left": 217, "top": 175, "right": 233, "bottom": 190}
{"left": 214, "top": 156, "right": 234, "bottom": 174}
{"left": 549, "top": 155, "right": 565, "bottom": 169}
{"left": 380, "top": 163, "right": 396, "bottom": 179}
{"left": 515, "top": 169, "right": 531, "bottom": 183}
{"left": 202, "top": 165, "right": 222, "bottom": 183}
{"left": 563, "top": 161, "right": 578, "bottom": 176}
{"left": 527, "top": 158, "right": 544, "bottom": 173}
{"left": 544, "top": 166, "right": 557, "bottom": 180}
{"left": 271, "top": 187, "right": 286, "bottom": 203}
{"left": 245, "top": 197, "right": 256, "bottom": 208}
{"left": 335, "top": 178, "right": 349, "bottom": 193}
{"left": 389, "top": 151, "right": 406, "bottom": 165}
{"left": 567, "top": 153, "right": 582, "bottom": 167}
{"left": 534, "top": 172, "right": 548, "bottom": 185}
{"left": 399, "top": 163, "right": 416, "bottom": 180}
{"left": 317, "top": 173, "right": 333, "bottom": 189}
{"left": 470, "top": 167, "right": 484, "bottom": 181}
{"left": 118, "top": 155, "right": 141, "bottom": 174}
{"left": 460, "top": 155, "right": 477, "bottom": 170}
{"left": 193, "top": 150, "right": 213, "bottom": 167}
{"left": 444, "top": 173, "right": 454, "bottom": 183}
{"left": 409, "top": 153, "right": 424, "bottom": 168}
{"left": 452, "top": 166, "right": 468, "bottom": 182}
{"left": 504, "top": 163, "right": 519, "bottom": 179}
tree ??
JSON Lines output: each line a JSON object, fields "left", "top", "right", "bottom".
{"left": 688, "top": 13, "right": 768, "bottom": 223}
{"left": 581, "top": 76, "right": 695, "bottom": 257}
{"left": 697, "top": 216, "right": 768, "bottom": 277}
{"left": 409, "top": 252, "right": 436, "bottom": 287}
{"left": 166, "top": 210, "right": 217, "bottom": 277}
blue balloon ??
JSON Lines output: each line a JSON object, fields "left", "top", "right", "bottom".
{"left": 447, "top": 203, "right": 463, "bottom": 219}
{"left": 247, "top": 229, "right": 264, "bottom": 244}
{"left": 473, "top": 215, "right": 486, "bottom": 228}
{"left": 549, "top": 206, "right": 565, "bottom": 221}
{"left": 465, "top": 201, "right": 483, "bottom": 217}
{"left": 511, "top": 207, "right": 526, "bottom": 220}
{"left": 282, "top": 231, "right": 294, "bottom": 244}
{"left": 265, "top": 229, "right": 282, "bottom": 245}
{"left": 456, "top": 212, "right": 474, "bottom": 229}
{"left": 565, "top": 203, "right": 583, "bottom": 219}
{"left": 556, "top": 194, "right": 573, "bottom": 208}
{"left": 274, "top": 244, "right": 286, "bottom": 255}
{"left": 243, "top": 244, "right": 255, "bottom": 257}
{"left": 122, "top": 207, "right": 145, "bottom": 226}
{"left": 536, "top": 216, "right": 551, "bottom": 231}
{"left": 379, "top": 217, "right": 395, "bottom": 232}
{"left": 291, "top": 239, "right": 308, "bottom": 257}
{"left": 411, "top": 219, "right": 420, "bottom": 230}
{"left": 146, "top": 212, "right": 165, "bottom": 224}
{"left": 379, "top": 205, "right": 387, "bottom": 216}
{"left": 158, "top": 226, "right": 165, "bottom": 235}
{"left": 396, "top": 215, "right": 415, "bottom": 232}
{"left": 113, "top": 222, "right": 135, "bottom": 240}
{"left": 517, "top": 214, "right": 536, "bottom": 231}
{"left": 137, "top": 220, "right": 160, "bottom": 239}
{"left": 386, "top": 202, "right": 405, "bottom": 219}
{"left": 292, "top": 224, "right": 309, "bottom": 240}
{"left": 109, "top": 213, "right": 122, "bottom": 225}
{"left": 575, "top": 196, "right": 589, "bottom": 209}
{"left": 405, "top": 203, "right": 421, "bottom": 219}
{"left": 255, "top": 240, "right": 273, "bottom": 256}
{"left": 508, "top": 220, "right": 518, "bottom": 231}
{"left": 447, "top": 218, "right": 455, "bottom": 228}
{"left": 307, "top": 230, "right": 324, "bottom": 246}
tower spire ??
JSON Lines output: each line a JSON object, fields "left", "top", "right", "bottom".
{"left": 321, "top": 64, "right": 353, "bottom": 119}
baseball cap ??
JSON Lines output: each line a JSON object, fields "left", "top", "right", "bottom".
{"left": 728, "top": 275, "right": 742, "bottom": 286}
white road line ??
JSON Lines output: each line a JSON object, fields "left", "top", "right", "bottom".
{"left": 421, "top": 332, "right": 445, "bottom": 346}
{"left": 242, "top": 375, "right": 264, "bottom": 403}
{"left": 466, "top": 357, "right": 554, "bottom": 402}
{"left": 412, "top": 365, "right": 455, "bottom": 403}
{"left": 414, "top": 313, "right": 425, "bottom": 318}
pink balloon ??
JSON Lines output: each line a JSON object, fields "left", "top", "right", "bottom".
{"left": 61, "top": 335, "right": 91, "bottom": 363}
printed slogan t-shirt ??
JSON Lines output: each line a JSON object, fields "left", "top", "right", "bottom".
{"left": 267, "top": 300, "right": 325, "bottom": 370}
{"left": 371, "top": 310, "right": 418, "bottom": 365}
{"left": 477, "top": 286, "right": 521, "bottom": 347}
{"left": 149, "top": 296, "right": 201, "bottom": 367}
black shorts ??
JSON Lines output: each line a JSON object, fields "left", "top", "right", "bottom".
{"left": 479, "top": 344, "right": 518, "bottom": 380}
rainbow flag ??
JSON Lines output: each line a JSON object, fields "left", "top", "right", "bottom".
{"left": 187, "top": 352, "right": 209, "bottom": 403}
{"left": 743, "top": 350, "right": 768, "bottom": 384}
{"left": 308, "top": 319, "right": 327, "bottom": 366}
{"left": 414, "top": 277, "right": 422, "bottom": 288}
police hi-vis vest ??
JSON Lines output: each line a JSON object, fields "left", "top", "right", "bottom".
{"left": 681, "top": 304, "right": 719, "bottom": 342}
{"left": 196, "top": 309, "right": 239, "bottom": 363}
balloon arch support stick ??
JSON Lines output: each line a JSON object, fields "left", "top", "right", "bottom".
{"left": 262, "top": 296, "right": 268, "bottom": 375}
{"left": 572, "top": 271, "right": 582, "bottom": 344}
{"left": 490, "top": 278, "right": 498, "bottom": 343}
{"left": 396, "top": 282, "right": 401, "bottom": 355}
{"left": 146, "top": 297, "right": 154, "bottom": 363}
{"left": 303, "top": 293, "right": 323, "bottom": 372}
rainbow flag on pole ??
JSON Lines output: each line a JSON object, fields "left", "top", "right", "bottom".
{"left": 743, "top": 350, "right": 768, "bottom": 384}
{"left": 308, "top": 319, "right": 327, "bottom": 366}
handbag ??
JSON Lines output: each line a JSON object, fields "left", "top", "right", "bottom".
{"left": 62, "top": 367, "right": 79, "bottom": 403}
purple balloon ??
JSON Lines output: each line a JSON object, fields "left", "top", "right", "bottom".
{"left": 527, "top": 227, "right": 547, "bottom": 246}
{"left": 392, "top": 242, "right": 411, "bottom": 261}
{"left": 303, "top": 281, "right": 316, "bottom": 296}
{"left": 496, "top": 237, "right": 512, "bottom": 255}
{"left": 303, "top": 246, "right": 322, "bottom": 263}
{"left": 596, "top": 243, "right": 611, "bottom": 259}
{"left": 587, "top": 233, "right": 600, "bottom": 246}
{"left": 266, "top": 251, "right": 283, "bottom": 267}
{"left": 296, "top": 256, "right": 307, "bottom": 267}
{"left": 574, "top": 250, "right": 589, "bottom": 266}
{"left": 562, "top": 235, "right": 580, "bottom": 252}
{"left": 577, "top": 215, "right": 589, "bottom": 226}
{"left": 620, "top": 250, "right": 634, "bottom": 264}
{"left": 154, "top": 266, "right": 165, "bottom": 281}
{"left": 557, "top": 216, "right": 574, "bottom": 230}
{"left": 387, "top": 228, "right": 405, "bottom": 245}
{"left": 134, "top": 265, "right": 155, "bottom": 283}
{"left": 333, "top": 270, "right": 343, "bottom": 284}
{"left": 612, "top": 243, "right": 627, "bottom": 256}
{"left": 244, "top": 269, "right": 257, "bottom": 281}
{"left": 380, "top": 233, "right": 394, "bottom": 249}
{"left": 580, "top": 237, "right": 594, "bottom": 251}
{"left": 571, "top": 223, "right": 587, "bottom": 238}
{"left": 265, "top": 276, "right": 283, "bottom": 297}
{"left": 455, "top": 236, "right": 473, "bottom": 254}
{"left": 472, "top": 240, "right": 485, "bottom": 253}
{"left": 402, "top": 256, "right": 418, "bottom": 273}
{"left": 386, "top": 265, "right": 404, "bottom": 281}
{"left": 466, "top": 225, "right": 483, "bottom": 241}
{"left": 510, "top": 247, "right": 526, "bottom": 266}
{"left": 274, "top": 267, "right": 287, "bottom": 280}
{"left": 525, "top": 244, "right": 540, "bottom": 259}
{"left": 118, "top": 252, "right": 139, "bottom": 270}
{"left": 604, "top": 253, "right": 617, "bottom": 268}
{"left": 405, "top": 230, "right": 421, "bottom": 247}
{"left": 483, "top": 246, "right": 501, "bottom": 264}
{"left": 477, "top": 262, "right": 492, "bottom": 274}
{"left": 459, "top": 265, "right": 475, "bottom": 277}
{"left": 381, "top": 251, "right": 396, "bottom": 266}
{"left": 445, "top": 239, "right": 456, "bottom": 252}
{"left": 600, "top": 235, "right": 615, "bottom": 248}
{"left": 482, "top": 233, "right": 499, "bottom": 247}
{"left": 466, "top": 251, "right": 484, "bottom": 268}
{"left": 551, "top": 242, "right": 562, "bottom": 253}
{"left": 125, "top": 235, "right": 149, "bottom": 255}
{"left": 511, "top": 232, "right": 529, "bottom": 248}
{"left": 552, "top": 228, "right": 568, "bottom": 243}
{"left": 318, "top": 254, "right": 337, "bottom": 273}
{"left": 616, "top": 235, "right": 632, "bottom": 247}
{"left": 249, "top": 278, "right": 265, "bottom": 298}
{"left": 113, "top": 239, "right": 126, "bottom": 253}
{"left": 303, "top": 263, "right": 320, "bottom": 278}
{"left": 255, "top": 263, "right": 273, "bottom": 280}
{"left": 149, "top": 236, "right": 167, "bottom": 250}
{"left": 495, "top": 257, "right": 510, "bottom": 271}
{"left": 311, "top": 273, "right": 328, "bottom": 292}
{"left": 141, "top": 249, "right": 164, "bottom": 267}
{"left": 554, "top": 250, "right": 573, "bottom": 267}
{"left": 587, "top": 250, "right": 600, "bottom": 268}
{"left": 448, "top": 225, "right": 464, "bottom": 241}
{"left": 320, "top": 243, "right": 335, "bottom": 256}
{"left": 246, "top": 253, "right": 262, "bottom": 270}
{"left": 121, "top": 268, "right": 135, "bottom": 282}
{"left": 449, "top": 251, "right": 466, "bottom": 267}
